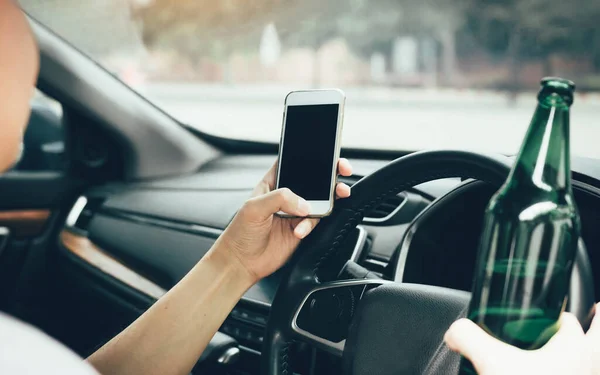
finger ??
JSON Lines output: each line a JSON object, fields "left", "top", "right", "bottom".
{"left": 294, "top": 218, "right": 320, "bottom": 239}
{"left": 246, "top": 188, "right": 310, "bottom": 220}
{"left": 335, "top": 182, "right": 351, "bottom": 199}
{"left": 444, "top": 319, "right": 516, "bottom": 372}
{"left": 587, "top": 303, "right": 600, "bottom": 373}
{"left": 338, "top": 157, "right": 352, "bottom": 177}
{"left": 545, "top": 313, "right": 585, "bottom": 350}
{"left": 253, "top": 160, "right": 278, "bottom": 197}
{"left": 542, "top": 313, "right": 589, "bottom": 375}
{"left": 586, "top": 303, "right": 600, "bottom": 338}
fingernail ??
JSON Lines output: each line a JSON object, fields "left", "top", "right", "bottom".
{"left": 443, "top": 328, "right": 453, "bottom": 344}
{"left": 297, "top": 198, "right": 310, "bottom": 216}
{"left": 443, "top": 326, "right": 457, "bottom": 349}
{"left": 296, "top": 222, "right": 310, "bottom": 238}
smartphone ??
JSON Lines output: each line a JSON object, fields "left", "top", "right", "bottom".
{"left": 275, "top": 89, "right": 345, "bottom": 217}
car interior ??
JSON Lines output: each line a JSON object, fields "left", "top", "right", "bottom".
{"left": 1, "top": 10, "right": 599, "bottom": 375}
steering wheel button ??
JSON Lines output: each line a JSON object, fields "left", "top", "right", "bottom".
{"left": 307, "top": 291, "right": 341, "bottom": 322}
{"left": 296, "top": 287, "right": 359, "bottom": 343}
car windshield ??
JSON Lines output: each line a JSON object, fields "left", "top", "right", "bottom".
{"left": 19, "top": 0, "right": 600, "bottom": 158}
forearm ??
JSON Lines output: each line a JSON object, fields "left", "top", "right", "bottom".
{"left": 87, "top": 242, "right": 254, "bottom": 375}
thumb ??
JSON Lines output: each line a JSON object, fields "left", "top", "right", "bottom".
{"left": 586, "top": 304, "right": 600, "bottom": 374}
{"left": 445, "top": 319, "right": 517, "bottom": 372}
{"left": 245, "top": 188, "right": 310, "bottom": 221}
{"left": 586, "top": 303, "right": 600, "bottom": 339}
{"left": 543, "top": 312, "right": 584, "bottom": 350}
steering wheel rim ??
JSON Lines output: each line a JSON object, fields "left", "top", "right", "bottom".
{"left": 262, "top": 150, "right": 594, "bottom": 375}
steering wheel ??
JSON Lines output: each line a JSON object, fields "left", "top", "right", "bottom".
{"left": 262, "top": 150, "right": 596, "bottom": 375}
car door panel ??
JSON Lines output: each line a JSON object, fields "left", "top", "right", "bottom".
{"left": 40, "top": 250, "right": 152, "bottom": 356}
{"left": 0, "top": 172, "right": 77, "bottom": 209}
{"left": 0, "top": 209, "right": 51, "bottom": 237}
{"left": 0, "top": 175, "right": 83, "bottom": 309}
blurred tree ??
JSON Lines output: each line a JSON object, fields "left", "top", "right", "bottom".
{"left": 133, "top": 0, "right": 283, "bottom": 60}
{"left": 333, "top": 0, "right": 462, "bottom": 56}
{"left": 135, "top": 0, "right": 464, "bottom": 81}
{"left": 462, "top": 0, "right": 600, "bottom": 92}
{"left": 275, "top": 0, "right": 464, "bottom": 85}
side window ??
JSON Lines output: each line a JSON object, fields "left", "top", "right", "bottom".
{"left": 13, "top": 90, "right": 65, "bottom": 172}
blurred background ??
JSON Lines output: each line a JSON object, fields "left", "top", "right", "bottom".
{"left": 19, "top": 0, "right": 600, "bottom": 157}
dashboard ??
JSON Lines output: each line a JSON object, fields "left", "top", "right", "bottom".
{"left": 56, "top": 153, "right": 600, "bottom": 367}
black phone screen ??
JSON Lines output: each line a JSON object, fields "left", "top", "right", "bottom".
{"left": 278, "top": 104, "right": 339, "bottom": 200}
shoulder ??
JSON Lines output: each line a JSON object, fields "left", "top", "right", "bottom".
{"left": 0, "top": 313, "right": 99, "bottom": 374}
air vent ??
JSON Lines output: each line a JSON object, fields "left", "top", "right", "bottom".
{"left": 363, "top": 193, "right": 407, "bottom": 223}
{"left": 349, "top": 227, "right": 389, "bottom": 278}
{"left": 65, "top": 196, "right": 105, "bottom": 232}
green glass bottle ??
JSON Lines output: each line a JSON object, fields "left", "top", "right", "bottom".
{"left": 459, "top": 78, "right": 581, "bottom": 375}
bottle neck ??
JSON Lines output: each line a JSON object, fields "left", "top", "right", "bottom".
{"left": 509, "top": 95, "right": 572, "bottom": 192}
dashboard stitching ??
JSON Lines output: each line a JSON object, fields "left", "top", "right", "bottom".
{"left": 312, "top": 171, "right": 456, "bottom": 279}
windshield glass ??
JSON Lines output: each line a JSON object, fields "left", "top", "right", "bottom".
{"left": 19, "top": 0, "right": 600, "bottom": 158}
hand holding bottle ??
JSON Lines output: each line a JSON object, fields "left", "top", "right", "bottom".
{"left": 458, "top": 78, "right": 582, "bottom": 374}
{"left": 445, "top": 304, "right": 600, "bottom": 375}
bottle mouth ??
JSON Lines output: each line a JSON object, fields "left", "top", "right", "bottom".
{"left": 538, "top": 77, "right": 575, "bottom": 105}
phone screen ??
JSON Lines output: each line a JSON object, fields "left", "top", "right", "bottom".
{"left": 278, "top": 104, "right": 339, "bottom": 201}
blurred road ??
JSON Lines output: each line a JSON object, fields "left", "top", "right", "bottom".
{"left": 138, "top": 84, "right": 600, "bottom": 159}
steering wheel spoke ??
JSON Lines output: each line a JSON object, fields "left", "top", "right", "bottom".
{"left": 291, "top": 279, "right": 392, "bottom": 356}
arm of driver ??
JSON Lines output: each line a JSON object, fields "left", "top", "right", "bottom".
{"left": 87, "top": 247, "right": 254, "bottom": 375}
{"left": 87, "top": 159, "right": 353, "bottom": 375}
{"left": 86, "top": 192, "right": 314, "bottom": 375}
{"left": 86, "top": 191, "right": 308, "bottom": 375}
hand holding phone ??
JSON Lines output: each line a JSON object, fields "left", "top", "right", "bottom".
{"left": 276, "top": 89, "right": 345, "bottom": 217}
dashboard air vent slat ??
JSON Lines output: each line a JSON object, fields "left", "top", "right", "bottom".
{"left": 364, "top": 193, "right": 406, "bottom": 222}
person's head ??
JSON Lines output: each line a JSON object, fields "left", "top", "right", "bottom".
{"left": 0, "top": 0, "right": 39, "bottom": 172}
